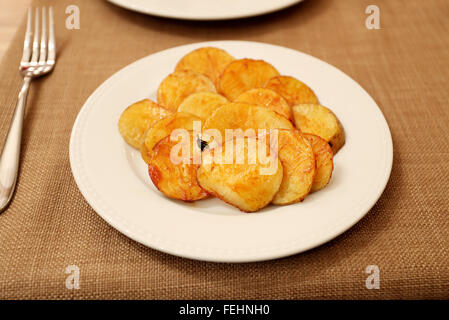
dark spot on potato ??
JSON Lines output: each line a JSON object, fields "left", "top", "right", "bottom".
{"left": 197, "top": 138, "right": 208, "bottom": 151}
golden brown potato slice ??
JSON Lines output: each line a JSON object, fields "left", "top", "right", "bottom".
{"left": 141, "top": 112, "right": 201, "bottom": 164}
{"left": 202, "top": 103, "right": 293, "bottom": 143}
{"left": 118, "top": 99, "right": 173, "bottom": 149}
{"left": 157, "top": 70, "right": 216, "bottom": 111}
{"left": 271, "top": 129, "right": 315, "bottom": 205}
{"left": 265, "top": 75, "right": 318, "bottom": 106}
{"left": 197, "top": 136, "right": 283, "bottom": 212}
{"left": 292, "top": 103, "right": 345, "bottom": 154}
{"left": 218, "top": 59, "right": 280, "bottom": 101}
{"left": 304, "top": 133, "right": 334, "bottom": 192}
{"left": 175, "top": 47, "right": 235, "bottom": 87}
{"left": 177, "top": 92, "right": 228, "bottom": 121}
{"left": 235, "top": 88, "right": 292, "bottom": 121}
{"left": 148, "top": 132, "right": 208, "bottom": 202}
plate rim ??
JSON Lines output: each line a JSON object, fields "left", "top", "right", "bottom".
{"left": 69, "top": 40, "right": 393, "bottom": 263}
{"left": 106, "top": 0, "right": 304, "bottom": 21}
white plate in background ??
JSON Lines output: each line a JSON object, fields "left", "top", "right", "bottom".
{"left": 70, "top": 41, "right": 393, "bottom": 262}
{"left": 107, "top": 0, "right": 304, "bottom": 20}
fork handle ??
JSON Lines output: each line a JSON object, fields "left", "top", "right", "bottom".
{"left": 0, "top": 76, "right": 32, "bottom": 213}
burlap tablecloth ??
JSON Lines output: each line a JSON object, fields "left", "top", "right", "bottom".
{"left": 0, "top": 0, "right": 447, "bottom": 299}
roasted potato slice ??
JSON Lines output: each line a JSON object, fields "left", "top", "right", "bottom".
{"left": 292, "top": 103, "right": 345, "bottom": 154}
{"left": 177, "top": 92, "right": 228, "bottom": 121}
{"left": 118, "top": 99, "right": 173, "bottom": 149}
{"left": 197, "top": 136, "right": 283, "bottom": 212}
{"left": 148, "top": 132, "right": 208, "bottom": 201}
{"left": 304, "top": 133, "right": 334, "bottom": 192}
{"left": 203, "top": 103, "right": 293, "bottom": 142}
{"left": 141, "top": 112, "right": 201, "bottom": 164}
{"left": 235, "top": 88, "right": 292, "bottom": 121}
{"left": 175, "top": 47, "right": 235, "bottom": 87}
{"left": 218, "top": 59, "right": 280, "bottom": 101}
{"left": 157, "top": 70, "right": 216, "bottom": 111}
{"left": 271, "top": 129, "right": 315, "bottom": 205}
{"left": 265, "top": 75, "right": 318, "bottom": 106}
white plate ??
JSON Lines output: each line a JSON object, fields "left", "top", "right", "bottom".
{"left": 70, "top": 41, "right": 393, "bottom": 263}
{"left": 107, "top": 0, "right": 304, "bottom": 20}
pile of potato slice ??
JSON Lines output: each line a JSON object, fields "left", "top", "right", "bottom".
{"left": 118, "top": 47, "right": 345, "bottom": 212}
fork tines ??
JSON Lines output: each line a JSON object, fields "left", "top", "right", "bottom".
{"left": 21, "top": 7, "right": 55, "bottom": 68}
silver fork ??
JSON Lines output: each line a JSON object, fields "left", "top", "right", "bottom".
{"left": 0, "top": 7, "right": 56, "bottom": 213}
